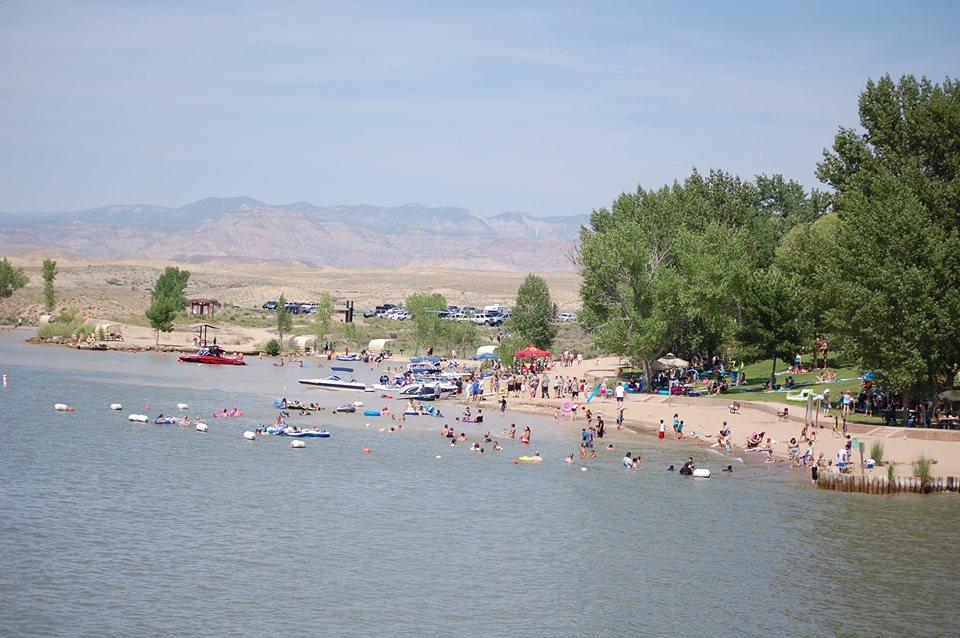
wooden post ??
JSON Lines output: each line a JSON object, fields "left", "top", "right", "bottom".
{"left": 859, "top": 441, "right": 865, "bottom": 476}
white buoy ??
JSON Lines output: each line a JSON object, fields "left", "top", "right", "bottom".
{"left": 242, "top": 430, "right": 256, "bottom": 441}
{"left": 177, "top": 403, "right": 189, "bottom": 411}
{"left": 436, "top": 455, "right": 442, "bottom": 459}
{"left": 110, "top": 403, "right": 122, "bottom": 411}
{"left": 353, "top": 401, "right": 364, "bottom": 407}
{"left": 196, "top": 423, "right": 208, "bottom": 432}
{"left": 128, "top": 414, "right": 148, "bottom": 422}
{"left": 290, "top": 440, "right": 306, "bottom": 449}
{"left": 54, "top": 403, "right": 69, "bottom": 411}
{"left": 365, "top": 422, "right": 370, "bottom": 427}
{"left": 581, "top": 467, "right": 588, "bottom": 472}
{"left": 693, "top": 468, "right": 711, "bottom": 478}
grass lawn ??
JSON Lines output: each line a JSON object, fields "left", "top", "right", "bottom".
{"left": 725, "top": 355, "right": 886, "bottom": 425}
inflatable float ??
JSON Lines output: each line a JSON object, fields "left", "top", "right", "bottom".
{"left": 242, "top": 431, "right": 256, "bottom": 441}
{"left": 284, "top": 429, "right": 330, "bottom": 438}
{"left": 333, "top": 405, "right": 356, "bottom": 413}
{"left": 196, "top": 423, "right": 208, "bottom": 432}
{"left": 53, "top": 403, "right": 74, "bottom": 412}
{"left": 128, "top": 414, "right": 148, "bottom": 422}
{"left": 110, "top": 403, "right": 122, "bottom": 411}
{"left": 154, "top": 417, "right": 178, "bottom": 425}
{"left": 177, "top": 403, "right": 189, "bottom": 410}
{"left": 290, "top": 440, "right": 306, "bottom": 448}
{"left": 692, "top": 468, "right": 711, "bottom": 478}
{"left": 363, "top": 410, "right": 381, "bottom": 417}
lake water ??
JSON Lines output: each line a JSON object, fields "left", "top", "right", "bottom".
{"left": 1, "top": 331, "right": 958, "bottom": 637}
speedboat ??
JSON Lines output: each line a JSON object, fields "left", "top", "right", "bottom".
{"left": 178, "top": 345, "right": 246, "bottom": 365}
{"left": 284, "top": 428, "right": 331, "bottom": 438}
{"left": 298, "top": 375, "right": 367, "bottom": 391}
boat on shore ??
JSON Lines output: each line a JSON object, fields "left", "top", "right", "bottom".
{"left": 298, "top": 375, "right": 367, "bottom": 391}
{"left": 178, "top": 345, "right": 246, "bottom": 365}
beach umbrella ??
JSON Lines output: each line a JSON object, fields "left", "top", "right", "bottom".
{"left": 514, "top": 344, "right": 552, "bottom": 359}
{"left": 656, "top": 353, "right": 689, "bottom": 369}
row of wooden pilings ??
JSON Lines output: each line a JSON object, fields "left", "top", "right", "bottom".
{"left": 815, "top": 470, "right": 959, "bottom": 494}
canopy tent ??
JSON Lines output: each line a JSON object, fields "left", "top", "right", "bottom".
{"left": 473, "top": 352, "right": 499, "bottom": 360}
{"left": 514, "top": 344, "right": 552, "bottom": 359}
{"left": 656, "top": 353, "right": 689, "bottom": 369}
{"left": 476, "top": 345, "right": 498, "bottom": 357}
{"left": 939, "top": 389, "right": 960, "bottom": 402}
{"left": 367, "top": 338, "right": 393, "bottom": 355}
{"left": 95, "top": 322, "right": 121, "bottom": 333}
{"left": 292, "top": 335, "right": 316, "bottom": 351}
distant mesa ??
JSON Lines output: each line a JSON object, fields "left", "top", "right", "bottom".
{"left": 0, "top": 197, "right": 588, "bottom": 271}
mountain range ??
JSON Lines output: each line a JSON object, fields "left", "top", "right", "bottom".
{"left": 0, "top": 198, "right": 588, "bottom": 271}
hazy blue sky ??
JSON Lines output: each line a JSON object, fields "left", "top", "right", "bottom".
{"left": 1, "top": 0, "right": 957, "bottom": 215}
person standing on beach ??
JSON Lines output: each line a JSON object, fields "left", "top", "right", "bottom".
{"left": 658, "top": 419, "right": 666, "bottom": 442}
{"left": 616, "top": 407, "right": 624, "bottom": 430}
{"left": 615, "top": 382, "right": 625, "bottom": 404}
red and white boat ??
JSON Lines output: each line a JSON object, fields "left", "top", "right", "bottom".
{"left": 178, "top": 345, "right": 246, "bottom": 366}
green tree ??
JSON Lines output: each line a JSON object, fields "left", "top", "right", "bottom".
{"left": 816, "top": 74, "right": 960, "bottom": 406}
{"left": 41, "top": 259, "right": 57, "bottom": 312}
{"left": 0, "top": 257, "right": 28, "bottom": 299}
{"left": 145, "top": 266, "right": 190, "bottom": 345}
{"left": 737, "top": 269, "right": 810, "bottom": 387}
{"left": 276, "top": 293, "right": 293, "bottom": 345}
{"left": 510, "top": 274, "right": 557, "bottom": 349}
{"left": 312, "top": 293, "right": 335, "bottom": 342}
{"left": 405, "top": 292, "right": 447, "bottom": 350}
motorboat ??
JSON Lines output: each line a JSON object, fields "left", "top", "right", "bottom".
{"left": 178, "top": 345, "right": 246, "bottom": 365}
{"left": 298, "top": 375, "right": 367, "bottom": 391}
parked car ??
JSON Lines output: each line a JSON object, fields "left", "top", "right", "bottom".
{"left": 556, "top": 312, "right": 576, "bottom": 323}
{"left": 262, "top": 300, "right": 278, "bottom": 310}
{"left": 300, "top": 303, "right": 318, "bottom": 314}
{"left": 461, "top": 306, "right": 478, "bottom": 316}
{"left": 361, "top": 309, "right": 377, "bottom": 318}
{"left": 472, "top": 313, "right": 503, "bottom": 327}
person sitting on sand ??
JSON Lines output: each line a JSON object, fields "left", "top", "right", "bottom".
{"left": 746, "top": 431, "right": 765, "bottom": 449}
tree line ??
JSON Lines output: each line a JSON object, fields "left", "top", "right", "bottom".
{"left": 577, "top": 74, "right": 960, "bottom": 406}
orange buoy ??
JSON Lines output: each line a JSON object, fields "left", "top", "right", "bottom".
{"left": 362, "top": 447, "right": 372, "bottom": 454}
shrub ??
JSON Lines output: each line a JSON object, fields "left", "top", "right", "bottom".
{"left": 913, "top": 455, "right": 933, "bottom": 483}
{"left": 869, "top": 441, "right": 884, "bottom": 465}
{"left": 37, "top": 307, "right": 93, "bottom": 339}
{"left": 887, "top": 462, "right": 895, "bottom": 483}
{"left": 264, "top": 339, "right": 281, "bottom": 356}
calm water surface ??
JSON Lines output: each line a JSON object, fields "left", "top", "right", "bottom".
{"left": 1, "top": 332, "right": 958, "bottom": 637}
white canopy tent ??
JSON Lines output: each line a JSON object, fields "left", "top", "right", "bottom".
{"left": 368, "top": 338, "right": 393, "bottom": 355}
{"left": 655, "top": 353, "right": 689, "bottom": 369}
{"left": 476, "top": 345, "right": 498, "bottom": 357}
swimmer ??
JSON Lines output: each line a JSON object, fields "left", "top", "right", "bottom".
{"left": 723, "top": 465, "right": 733, "bottom": 472}
{"left": 459, "top": 432, "right": 467, "bottom": 442}
{"left": 483, "top": 432, "right": 492, "bottom": 442}
{"left": 565, "top": 453, "right": 574, "bottom": 464}
{"left": 622, "top": 451, "right": 633, "bottom": 468}
{"left": 493, "top": 441, "right": 503, "bottom": 451}
{"left": 606, "top": 443, "right": 615, "bottom": 450}
{"left": 667, "top": 465, "right": 675, "bottom": 472}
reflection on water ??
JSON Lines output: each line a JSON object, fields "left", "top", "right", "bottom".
{"left": 0, "top": 332, "right": 957, "bottom": 637}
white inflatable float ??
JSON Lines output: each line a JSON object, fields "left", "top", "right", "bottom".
{"left": 290, "top": 440, "right": 306, "bottom": 449}
{"left": 242, "top": 431, "right": 256, "bottom": 441}
{"left": 128, "top": 414, "right": 148, "bottom": 422}
{"left": 54, "top": 403, "right": 70, "bottom": 411}
{"left": 196, "top": 423, "right": 208, "bottom": 433}
{"left": 693, "top": 468, "right": 711, "bottom": 478}
{"left": 353, "top": 401, "right": 364, "bottom": 407}
{"left": 110, "top": 403, "right": 122, "bottom": 411}
{"left": 177, "top": 403, "right": 189, "bottom": 411}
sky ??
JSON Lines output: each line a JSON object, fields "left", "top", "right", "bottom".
{"left": 0, "top": 0, "right": 957, "bottom": 216}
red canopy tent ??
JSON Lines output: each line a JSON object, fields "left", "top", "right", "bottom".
{"left": 513, "top": 344, "right": 552, "bottom": 359}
